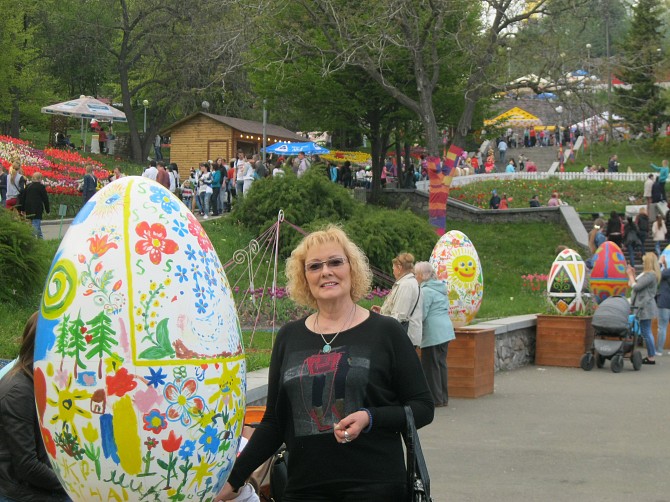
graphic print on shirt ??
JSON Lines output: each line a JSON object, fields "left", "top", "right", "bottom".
{"left": 284, "top": 344, "right": 370, "bottom": 437}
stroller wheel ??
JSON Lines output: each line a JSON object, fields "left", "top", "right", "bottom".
{"left": 596, "top": 353, "right": 606, "bottom": 369}
{"left": 580, "top": 353, "right": 595, "bottom": 371}
{"left": 631, "top": 351, "right": 643, "bottom": 371}
{"left": 611, "top": 354, "right": 624, "bottom": 373}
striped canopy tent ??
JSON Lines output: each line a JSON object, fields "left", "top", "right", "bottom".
{"left": 485, "top": 107, "right": 543, "bottom": 129}
{"left": 41, "top": 95, "right": 127, "bottom": 148}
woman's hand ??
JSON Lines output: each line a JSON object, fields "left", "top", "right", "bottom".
{"left": 214, "top": 482, "right": 238, "bottom": 501}
{"left": 333, "top": 410, "right": 370, "bottom": 444}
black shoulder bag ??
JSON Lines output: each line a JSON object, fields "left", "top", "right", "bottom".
{"left": 403, "top": 405, "right": 433, "bottom": 502}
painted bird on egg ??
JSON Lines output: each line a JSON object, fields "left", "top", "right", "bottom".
{"left": 34, "top": 177, "right": 245, "bottom": 502}
{"left": 546, "top": 248, "right": 586, "bottom": 314}
{"left": 429, "top": 230, "right": 483, "bottom": 327}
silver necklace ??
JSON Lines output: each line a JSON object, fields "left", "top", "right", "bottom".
{"left": 314, "top": 304, "right": 357, "bottom": 353}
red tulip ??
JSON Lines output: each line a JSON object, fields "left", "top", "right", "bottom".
{"left": 161, "top": 430, "right": 183, "bottom": 453}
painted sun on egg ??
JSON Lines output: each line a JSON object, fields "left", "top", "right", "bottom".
{"left": 34, "top": 177, "right": 245, "bottom": 502}
{"left": 429, "top": 230, "right": 483, "bottom": 327}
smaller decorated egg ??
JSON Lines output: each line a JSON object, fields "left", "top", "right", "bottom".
{"left": 589, "top": 241, "right": 629, "bottom": 302}
{"left": 546, "top": 248, "right": 586, "bottom": 314}
{"left": 429, "top": 230, "right": 484, "bottom": 327}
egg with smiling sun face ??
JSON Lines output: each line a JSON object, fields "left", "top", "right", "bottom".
{"left": 429, "top": 230, "right": 484, "bottom": 327}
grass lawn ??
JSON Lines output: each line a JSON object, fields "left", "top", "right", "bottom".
{"left": 566, "top": 139, "right": 667, "bottom": 172}
{"left": 452, "top": 178, "right": 643, "bottom": 215}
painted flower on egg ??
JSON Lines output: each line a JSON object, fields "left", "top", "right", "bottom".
{"left": 34, "top": 177, "right": 245, "bottom": 502}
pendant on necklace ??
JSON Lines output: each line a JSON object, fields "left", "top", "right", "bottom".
{"left": 322, "top": 344, "right": 332, "bottom": 353}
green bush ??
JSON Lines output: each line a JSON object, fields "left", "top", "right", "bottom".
{"left": 0, "top": 210, "right": 53, "bottom": 303}
{"left": 343, "top": 207, "right": 438, "bottom": 275}
{"left": 232, "top": 165, "right": 357, "bottom": 255}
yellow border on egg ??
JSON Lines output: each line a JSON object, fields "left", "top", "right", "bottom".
{"left": 125, "top": 178, "right": 245, "bottom": 367}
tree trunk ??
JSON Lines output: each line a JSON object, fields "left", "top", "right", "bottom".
{"left": 395, "top": 131, "right": 403, "bottom": 186}
{"left": 419, "top": 96, "right": 440, "bottom": 156}
{"left": 453, "top": 91, "right": 479, "bottom": 148}
{"left": 369, "top": 114, "right": 383, "bottom": 202}
{"left": 10, "top": 93, "right": 20, "bottom": 138}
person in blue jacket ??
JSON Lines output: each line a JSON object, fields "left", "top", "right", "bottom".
{"left": 651, "top": 159, "right": 669, "bottom": 202}
{"left": 415, "top": 261, "right": 456, "bottom": 407}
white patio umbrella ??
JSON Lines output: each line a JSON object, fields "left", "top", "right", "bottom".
{"left": 41, "top": 95, "right": 127, "bottom": 149}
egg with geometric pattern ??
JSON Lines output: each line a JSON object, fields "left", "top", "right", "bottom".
{"left": 546, "top": 248, "right": 586, "bottom": 314}
{"left": 34, "top": 176, "right": 245, "bottom": 501}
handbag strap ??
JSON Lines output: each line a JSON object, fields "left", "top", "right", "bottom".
{"left": 408, "top": 286, "right": 421, "bottom": 318}
{"left": 403, "top": 405, "right": 431, "bottom": 500}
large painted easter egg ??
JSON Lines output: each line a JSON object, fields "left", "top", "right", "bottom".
{"left": 546, "top": 248, "right": 586, "bottom": 314}
{"left": 429, "top": 230, "right": 483, "bottom": 327}
{"left": 589, "top": 241, "right": 629, "bottom": 303}
{"left": 34, "top": 177, "right": 245, "bottom": 502}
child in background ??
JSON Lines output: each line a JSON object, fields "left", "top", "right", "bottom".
{"left": 181, "top": 179, "right": 194, "bottom": 210}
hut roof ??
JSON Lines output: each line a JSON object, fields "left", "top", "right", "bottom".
{"left": 161, "top": 111, "right": 305, "bottom": 141}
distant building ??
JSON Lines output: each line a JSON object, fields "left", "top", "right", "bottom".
{"left": 161, "top": 112, "right": 304, "bottom": 170}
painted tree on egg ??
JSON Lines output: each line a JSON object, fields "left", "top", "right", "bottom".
{"left": 66, "top": 312, "right": 87, "bottom": 378}
{"left": 85, "top": 310, "right": 118, "bottom": 378}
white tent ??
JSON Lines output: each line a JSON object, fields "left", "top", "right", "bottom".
{"left": 41, "top": 95, "right": 127, "bottom": 149}
{"left": 570, "top": 112, "right": 625, "bottom": 131}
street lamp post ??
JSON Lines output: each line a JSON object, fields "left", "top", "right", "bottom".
{"left": 142, "top": 99, "right": 149, "bottom": 133}
{"left": 506, "top": 47, "right": 512, "bottom": 92}
{"left": 262, "top": 99, "right": 267, "bottom": 162}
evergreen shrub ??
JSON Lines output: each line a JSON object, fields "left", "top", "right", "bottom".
{"left": 0, "top": 210, "right": 52, "bottom": 303}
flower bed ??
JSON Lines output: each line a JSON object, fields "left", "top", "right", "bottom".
{"left": 0, "top": 136, "right": 109, "bottom": 196}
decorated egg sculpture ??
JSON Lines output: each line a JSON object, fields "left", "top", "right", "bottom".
{"left": 429, "top": 230, "right": 483, "bottom": 327}
{"left": 589, "top": 240, "right": 629, "bottom": 303}
{"left": 35, "top": 177, "right": 245, "bottom": 502}
{"left": 546, "top": 248, "right": 586, "bottom": 314}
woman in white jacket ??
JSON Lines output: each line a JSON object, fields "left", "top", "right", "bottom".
{"left": 377, "top": 253, "right": 422, "bottom": 346}
{"left": 242, "top": 155, "right": 255, "bottom": 196}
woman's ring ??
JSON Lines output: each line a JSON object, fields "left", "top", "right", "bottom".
{"left": 344, "top": 431, "right": 351, "bottom": 442}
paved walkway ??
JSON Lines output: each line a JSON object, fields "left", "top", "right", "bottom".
{"left": 424, "top": 361, "right": 670, "bottom": 501}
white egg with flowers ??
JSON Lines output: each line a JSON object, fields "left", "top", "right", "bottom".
{"left": 34, "top": 176, "right": 245, "bottom": 501}
{"left": 429, "top": 230, "right": 483, "bottom": 326}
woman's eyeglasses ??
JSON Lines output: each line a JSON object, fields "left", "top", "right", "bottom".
{"left": 305, "top": 257, "right": 348, "bottom": 273}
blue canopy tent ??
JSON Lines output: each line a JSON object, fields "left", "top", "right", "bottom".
{"left": 266, "top": 141, "right": 330, "bottom": 155}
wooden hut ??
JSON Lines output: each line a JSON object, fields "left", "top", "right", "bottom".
{"left": 161, "top": 112, "right": 305, "bottom": 171}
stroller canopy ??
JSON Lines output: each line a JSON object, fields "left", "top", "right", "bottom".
{"left": 592, "top": 296, "right": 630, "bottom": 333}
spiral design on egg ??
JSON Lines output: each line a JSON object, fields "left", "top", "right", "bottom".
{"left": 41, "top": 259, "right": 78, "bottom": 319}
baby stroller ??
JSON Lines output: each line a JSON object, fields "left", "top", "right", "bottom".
{"left": 580, "top": 296, "right": 643, "bottom": 373}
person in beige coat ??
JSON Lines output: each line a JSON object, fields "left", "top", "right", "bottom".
{"left": 377, "top": 253, "right": 423, "bottom": 346}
